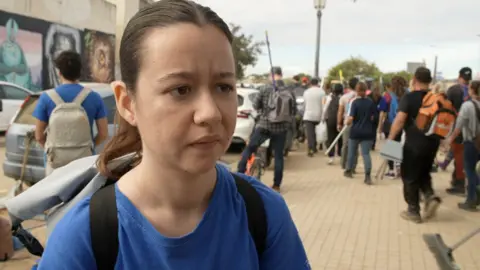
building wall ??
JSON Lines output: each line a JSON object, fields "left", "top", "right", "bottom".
{"left": 0, "top": 0, "right": 117, "bottom": 90}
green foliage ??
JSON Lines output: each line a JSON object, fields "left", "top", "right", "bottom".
{"left": 327, "top": 57, "right": 382, "bottom": 81}
{"left": 381, "top": 71, "right": 412, "bottom": 84}
{"left": 231, "top": 24, "right": 264, "bottom": 80}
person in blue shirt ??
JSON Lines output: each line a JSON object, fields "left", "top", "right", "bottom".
{"left": 32, "top": 50, "right": 109, "bottom": 171}
{"left": 34, "top": 1, "right": 309, "bottom": 269}
{"left": 344, "top": 81, "right": 376, "bottom": 184}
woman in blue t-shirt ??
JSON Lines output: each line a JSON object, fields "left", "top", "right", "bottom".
{"left": 35, "top": 1, "right": 309, "bottom": 269}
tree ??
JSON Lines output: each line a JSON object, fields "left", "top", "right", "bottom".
{"left": 327, "top": 57, "right": 382, "bottom": 81}
{"left": 231, "top": 24, "right": 264, "bottom": 80}
{"left": 381, "top": 71, "right": 413, "bottom": 84}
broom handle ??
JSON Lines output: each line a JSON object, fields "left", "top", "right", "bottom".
{"left": 324, "top": 125, "right": 348, "bottom": 155}
{"left": 451, "top": 227, "right": 480, "bottom": 251}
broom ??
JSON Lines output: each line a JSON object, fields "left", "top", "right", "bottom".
{"left": 423, "top": 227, "right": 480, "bottom": 270}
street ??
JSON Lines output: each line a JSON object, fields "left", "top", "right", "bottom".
{"left": 0, "top": 140, "right": 479, "bottom": 269}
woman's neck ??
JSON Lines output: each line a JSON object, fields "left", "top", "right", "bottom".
{"left": 118, "top": 155, "right": 217, "bottom": 211}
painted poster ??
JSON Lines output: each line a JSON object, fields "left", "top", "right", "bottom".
{"left": 44, "top": 23, "right": 82, "bottom": 88}
{"left": 0, "top": 18, "right": 43, "bottom": 91}
{"left": 82, "top": 29, "right": 115, "bottom": 83}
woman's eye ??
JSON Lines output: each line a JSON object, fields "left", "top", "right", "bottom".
{"left": 170, "top": 86, "right": 191, "bottom": 97}
{"left": 216, "top": 84, "right": 234, "bottom": 93}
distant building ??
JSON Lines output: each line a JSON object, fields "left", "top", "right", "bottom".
{"left": 406, "top": 62, "right": 426, "bottom": 74}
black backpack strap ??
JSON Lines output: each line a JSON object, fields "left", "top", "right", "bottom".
{"left": 231, "top": 173, "right": 268, "bottom": 256}
{"left": 89, "top": 183, "right": 119, "bottom": 270}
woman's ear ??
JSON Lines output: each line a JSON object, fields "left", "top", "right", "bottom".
{"left": 111, "top": 81, "right": 137, "bottom": 127}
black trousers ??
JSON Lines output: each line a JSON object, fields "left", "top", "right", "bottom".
{"left": 326, "top": 123, "right": 342, "bottom": 157}
{"left": 304, "top": 121, "right": 319, "bottom": 152}
{"left": 401, "top": 141, "right": 438, "bottom": 213}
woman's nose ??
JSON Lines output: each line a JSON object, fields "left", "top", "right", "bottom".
{"left": 193, "top": 92, "right": 222, "bottom": 126}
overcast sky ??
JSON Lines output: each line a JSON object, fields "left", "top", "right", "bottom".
{"left": 195, "top": 0, "right": 480, "bottom": 79}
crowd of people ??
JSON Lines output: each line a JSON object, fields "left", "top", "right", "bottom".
{"left": 1, "top": 0, "right": 479, "bottom": 268}
{"left": 241, "top": 64, "right": 479, "bottom": 224}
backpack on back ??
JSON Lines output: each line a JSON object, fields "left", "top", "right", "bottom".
{"left": 45, "top": 88, "right": 93, "bottom": 169}
{"left": 387, "top": 91, "right": 399, "bottom": 124}
{"left": 326, "top": 95, "right": 340, "bottom": 127}
{"left": 5, "top": 154, "right": 268, "bottom": 267}
{"left": 469, "top": 100, "right": 480, "bottom": 150}
{"left": 415, "top": 91, "right": 457, "bottom": 139}
{"left": 267, "top": 88, "right": 294, "bottom": 123}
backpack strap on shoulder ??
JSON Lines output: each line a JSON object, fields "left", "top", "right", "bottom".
{"left": 231, "top": 173, "right": 268, "bottom": 256}
{"left": 89, "top": 183, "right": 119, "bottom": 270}
{"left": 46, "top": 90, "right": 64, "bottom": 105}
{"left": 73, "top": 88, "right": 91, "bottom": 105}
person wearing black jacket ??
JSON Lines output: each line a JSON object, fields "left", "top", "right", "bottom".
{"left": 388, "top": 67, "right": 442, "bottom": 223}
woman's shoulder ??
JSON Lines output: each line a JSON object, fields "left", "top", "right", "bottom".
{"left": 225, "top": 171, "right": 291, "bottom": 226}
{"left": 37, "top": 198, "right": 96, "bottom": 269}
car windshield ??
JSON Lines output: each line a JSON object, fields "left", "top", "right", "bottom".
{"left": 13, "top": 91, "right": 116, "bottom": 125}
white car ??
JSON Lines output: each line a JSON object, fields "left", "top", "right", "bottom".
{"left": 0, "top": 81, "right": 33, "bottom": 132}
{"left": 232, "top": 88, "right": 260, "bottom": 146}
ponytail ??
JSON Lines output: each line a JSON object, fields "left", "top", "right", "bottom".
{"left": 96, "top": 111, "right": 142, "bottom": 179}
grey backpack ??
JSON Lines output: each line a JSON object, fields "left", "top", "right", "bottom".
{"left": 45, "top": 88, "right": 93, "bottom": 169}
{"left": 267, "top": 88, "right": 294, "bottom": 123}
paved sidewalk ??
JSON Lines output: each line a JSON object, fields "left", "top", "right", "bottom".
{"left": 273, "top": 150, "right": 480, "bottom": 270}
{"left": 1, "top": 150, "right": 479, "bottom": 269}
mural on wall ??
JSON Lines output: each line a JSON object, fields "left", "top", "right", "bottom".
{"left": 0, "top": 18, "right": 43, "bottom": 91}
{"left": 0, "top": 10, "right": 114, "bottom": 90}
{"left": 44, "top": 23, "right": 82, "bottom": 88}
{"left": 82, "top": 29, "right": 115, "bottom": 83}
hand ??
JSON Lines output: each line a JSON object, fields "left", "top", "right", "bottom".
{"left": 377, "top": 131, "right": 385, "bottom": 140}
{"left": 337, "top": 125, "right": 343, "bottom": 132}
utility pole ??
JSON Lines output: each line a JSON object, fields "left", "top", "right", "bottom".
{"left": 313, "top": 0, "right": 326, "bottom": 78}
{"left": 433, "top": 55, "right": 438, "bottom": 83}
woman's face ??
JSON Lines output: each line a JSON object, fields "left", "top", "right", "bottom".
{"left": 118, "top": 23, "right": 237, "bottom": 174}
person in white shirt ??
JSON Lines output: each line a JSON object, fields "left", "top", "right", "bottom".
{"left": 303, "top": 78, "right": 325, "bottom": 156}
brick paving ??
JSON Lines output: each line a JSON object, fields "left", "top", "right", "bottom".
{"left": 1, "top": 149, "right": 479, "bottom": 269}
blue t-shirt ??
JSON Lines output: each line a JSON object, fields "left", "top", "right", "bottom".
{"left": 32, "top": 83, "right": 107, "bottom": 139}
{"left": 349, "top": 97, "right": 376, "bottom": 140}
{"left": 35, "top": 165, "right": 310, "bottom": 270}
{"left": 377, "top": 96, "right": 388, "bottom": 113}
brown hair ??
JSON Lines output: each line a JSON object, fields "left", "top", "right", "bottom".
{"left": 370, "top": 82, "right": 382, "bottom": 102}
{"left": 470, "top": 80, "right": 480, "bottom": 97}
{"left": 97, "top": 0, "right": 233, "bottom": 179}
{"left": 356, "top": 81, "right": 368, "bottom": 97}
{"left": 391, "top": 76, "right": 407, "bottom": 99}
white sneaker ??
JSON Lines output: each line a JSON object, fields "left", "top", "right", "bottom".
{"left": 327, "top": 158, "right": 334, "bottom": 165}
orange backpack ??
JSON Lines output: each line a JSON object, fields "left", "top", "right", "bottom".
{"left": 415, "top": 91, "right": 457, "bottom": 139}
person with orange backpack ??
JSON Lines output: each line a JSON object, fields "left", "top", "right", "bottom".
{"left": 388, "top": 67, "right": 455, "bottom": 223}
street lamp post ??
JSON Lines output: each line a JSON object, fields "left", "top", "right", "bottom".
{"left": 313, "top": 0, "right": 326, "bottom": 78}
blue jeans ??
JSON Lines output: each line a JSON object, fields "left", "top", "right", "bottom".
{"left": 238, "top": 128, "right": 287, "bottom": 187}
{"left": 347, "top": 139, "right": 373, "bottom": 174}
{"left": 463, "top": 141, "right": 480, "bottom": 203}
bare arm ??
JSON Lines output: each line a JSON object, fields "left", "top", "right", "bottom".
{"left": 346, "top": 116, "right": 353, "bottom": 126}
{"left": 94, "top": 117, "right": 108, "bottom": 146}
{"left": 337, "top": 104, "right": 345, "bottom": 129}
{"left": 35, "top": 120, "right": 48, "bottom": 148}
{"left": 378, "top": 111, "right": 386, "bottom": 133}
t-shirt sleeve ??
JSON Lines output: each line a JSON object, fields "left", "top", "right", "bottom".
{"left": 349, "top": 100, "right": 358, "bottom": 117}
{"left": 92, "top": 92, "right": 107, "bottom": 120}
{"left": 455, "top": 102, "right": 471, "bottom": 130}
{"left": 378, "top": 97, "right": 388, "bottom": 112}
{"left": 245, "top": 178, "right": 310, "bottom": 269}
{"left": 398, "top": 94, "right": 409, "bottom": 113}
{"left": 36, "top": 199, "right": 96, "bottom": 270}
{"left": 32, "top": 93, "right": 50, "bottom": 123}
